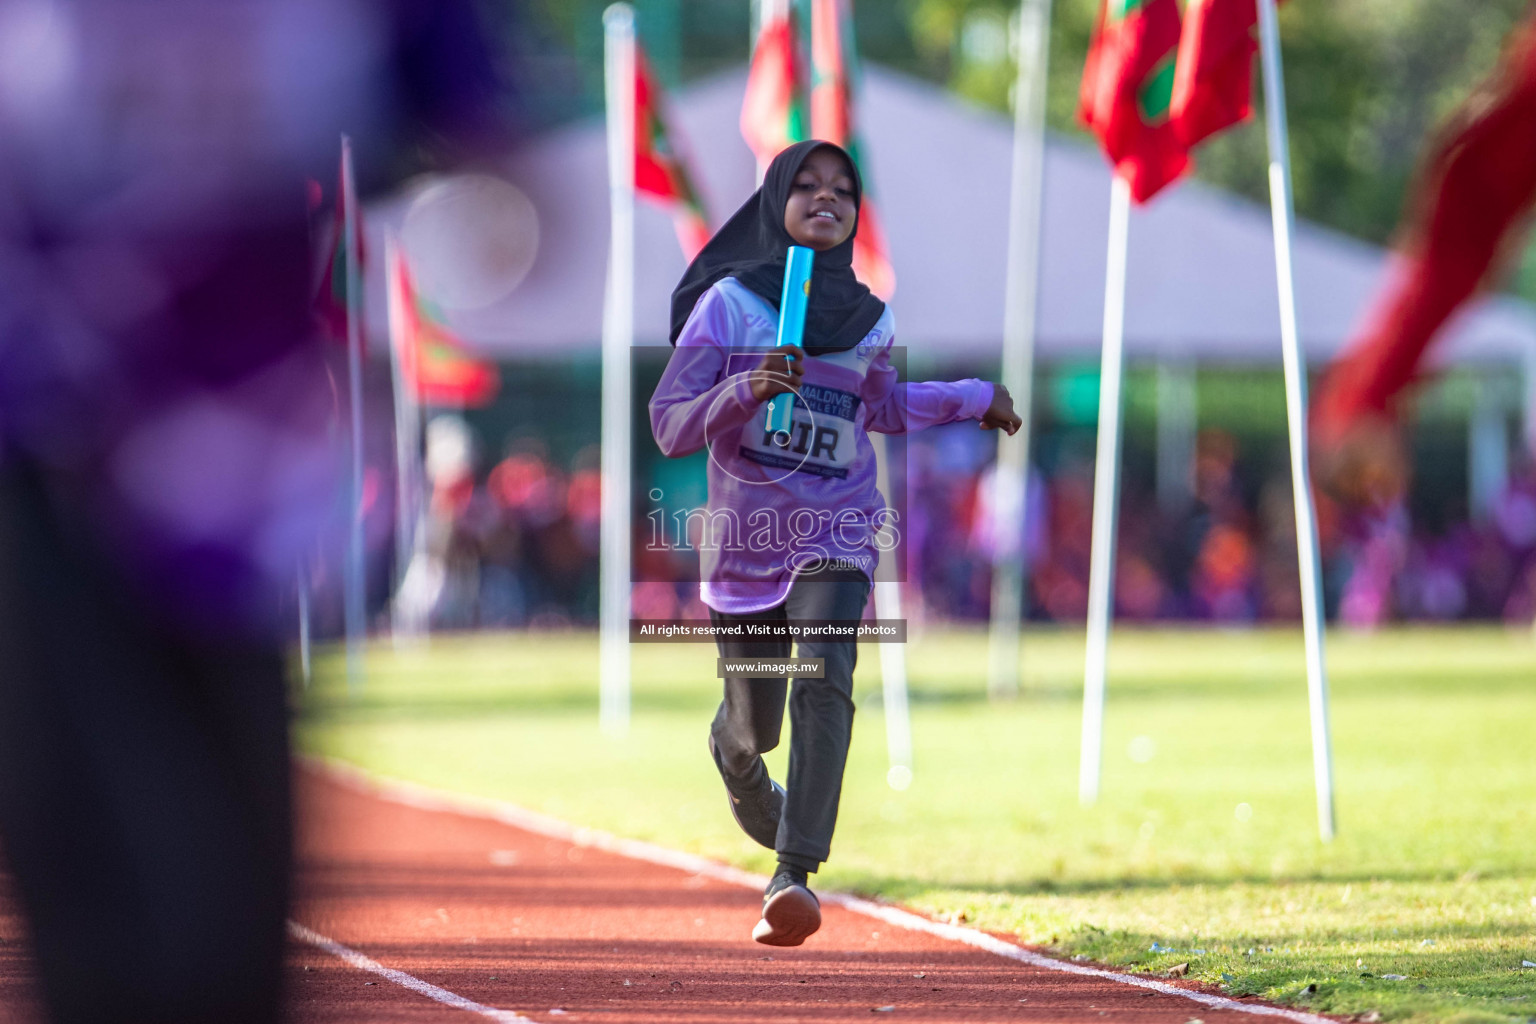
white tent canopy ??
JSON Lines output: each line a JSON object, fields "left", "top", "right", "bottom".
{"left": 368, "top": 65, "right": 1535, "bottom": 366}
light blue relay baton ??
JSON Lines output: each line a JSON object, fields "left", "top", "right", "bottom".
{"left": 765, "top": 245, "right": 814, "bottom": 447}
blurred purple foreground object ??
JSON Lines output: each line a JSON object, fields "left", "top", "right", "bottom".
{"left": 0, "top": 2, "right": 514, "bottom": 1022}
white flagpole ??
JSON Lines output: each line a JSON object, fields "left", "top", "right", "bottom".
{"left": 1079, "top": 172, "right": 1131, "bottom": 806}
{"left": 875, "top": 578, "right": 913, "bottom": 790}
{"left": 340, "top": 135, "right": 367, "bottom": 692}
{"left": 1524, "top": 333, "right": 1536, "bottom": 458}
{"left": 1526, "top": 330, "right": 1536, "bottom": 641}
{"left": 385, "top": 234, "right": 426, "bottom": 644}
{"left": 297, "top": 565, "right": 312, "bottom": 687}
{"left": 987, "top": 0, "right": 1052, "bottom": 700}
{"left": 1256, "top": 0, "right": 1336, "bottom": 841}
{"left": 601, "top": 3, "right": 636, "bottom": 736}
{"left": 871, "top": 434, "right": 912, "bottom": 790}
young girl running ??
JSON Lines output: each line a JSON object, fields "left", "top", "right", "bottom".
{"left": 650, "top": 140, "right": 1020, "bottom": 946}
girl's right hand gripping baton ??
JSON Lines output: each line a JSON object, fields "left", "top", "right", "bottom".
{"left": 766, "top": 245, "right": 814, "bottom": 447}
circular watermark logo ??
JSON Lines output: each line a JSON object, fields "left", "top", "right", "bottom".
{"left": 702, "top": 373, "right": 821, "bottom": 487}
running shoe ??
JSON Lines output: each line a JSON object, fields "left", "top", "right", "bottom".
{"left": 752, "top": 871, "right": 821, "bottom": 946}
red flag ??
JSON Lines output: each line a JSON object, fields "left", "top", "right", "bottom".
{"left": 741, "top": 0, "right": 808, "bottom": 170}
{"left": 809, "top": 0, "right": 895, "bottom": 298}
{"left": 391, "top": 252, "right": 500, "bottom": 409}
{"left": 634, "top": 49, "right": 712, "bottom": 260}
{"left": 1170, "top": 0, "right": 1285, "bottom": 148}
{"left": 1079, "top": 0, "right": 1191, "bottom": 203}
{"left": 314, "top": 154, "right": 365, "bottom": 344}
{"left": 1312, "top": 13, "right": 1536, "bottom": 441}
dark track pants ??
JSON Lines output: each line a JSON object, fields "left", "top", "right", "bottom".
{"left": 709, "top": 568, "right": 872, "bottom": 873}
{"left": 0, "top": 466, "right": 291, "bottom": 1024}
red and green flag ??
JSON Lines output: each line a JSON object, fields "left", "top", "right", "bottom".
{"left": 741, "top": 0, "right": 808, "bottom": 171}
{"left": 1313, "top": 12, "right": 1536, "bottom": 444}
{"left": 1079, "top": 0, "right": 1190, "bottom": 203}
{"left": 391, "top": 252, "right": 500, "bottom": 409}
{"left": 808, "top": 0, "right": 851, "bottom": 145}
{"left": 1170, "top": 0, "right": 1284, "bottom": 148}
{"left": 634, "top": 49, "right": 712, "bottom": 260}
{"left": 809, "top": 0, "right": 895, "bottom": 298}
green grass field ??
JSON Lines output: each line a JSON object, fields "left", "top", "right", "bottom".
{"left": 295, "top": 626, "right": 1536, "bottom": 1024}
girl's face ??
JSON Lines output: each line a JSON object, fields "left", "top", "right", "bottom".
{"left": 783, "top": 147, "right": 857, "bottom": 251}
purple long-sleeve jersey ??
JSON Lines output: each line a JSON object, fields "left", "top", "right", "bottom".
{"left": 650, "top": 278, "right": 994, "bottom": 614}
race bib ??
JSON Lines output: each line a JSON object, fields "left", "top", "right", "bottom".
{"left": 738, "top": 382, "right": 861, "bottom": 479}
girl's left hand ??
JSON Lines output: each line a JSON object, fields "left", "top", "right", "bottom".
{"left": 980, "top": 384, "right": 1023, "bottom": 436}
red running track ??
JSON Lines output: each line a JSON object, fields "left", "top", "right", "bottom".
{"left": 3, "top": 764, "right": 1340, "bottom": 1024}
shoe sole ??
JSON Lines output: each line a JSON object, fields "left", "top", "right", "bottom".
{"left": 752, "top": 885, "right": 821, "bottom": 947}
{"left": 728, "top": 781, "right": 785, "bottom": 850}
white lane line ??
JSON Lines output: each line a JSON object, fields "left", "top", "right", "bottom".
{"left": 287, "top": 920, "right": 537, "bottom": 1024}
{"left": 809, "top": 897, "right": 1336, "bottom": 1024}
{"left": 306, "top": 758, "right": 1338, "bottom": 1024}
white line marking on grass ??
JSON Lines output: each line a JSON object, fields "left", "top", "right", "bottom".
{"left": 287, "top": 920, "right": 536, "bottom": 1024}
{"left": 306, "top": 758, "right": 1339, "bottom": 1024}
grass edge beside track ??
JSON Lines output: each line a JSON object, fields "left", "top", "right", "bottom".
{"left": 294, "top": 626, "right": 1536, "bottom": 1024}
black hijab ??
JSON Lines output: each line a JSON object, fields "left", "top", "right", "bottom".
{"left": 668, "top": 139, "right": 886, "bottom": 355}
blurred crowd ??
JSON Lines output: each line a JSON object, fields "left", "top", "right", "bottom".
{"left": 392, "top": 418, "right": 604, "bottom": 630}
{"left": 905, "top": 425, "right": 1536, "bottom": 628}
{"left": 401, "top": 416, "right": 1536, "bottom": 632}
